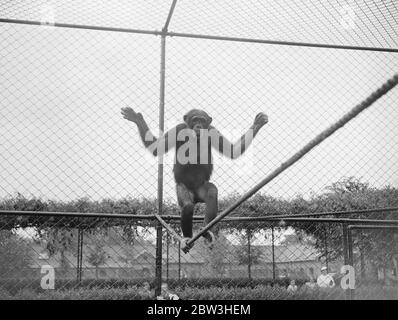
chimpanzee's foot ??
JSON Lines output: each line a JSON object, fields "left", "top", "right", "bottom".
{"left": 182, "top": 237, "right": 192, "bottom": 248}
{"left": 202, "top": 230, "right": 215, "bottom": 249}
{"left": 182, "top": 237, "right": 191, "bottom": 243}
{"left": 180, "top": 237, "right": 194, "bottom": 253}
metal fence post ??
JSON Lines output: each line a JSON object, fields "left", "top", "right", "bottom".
{"left": 342, "top": 223, "right": 350, "bottom": 300}
{"left": 76, "top": 228, "right": 80, "bottom": 283}
{"left": 77, "top": 228, "right": 83, "bottom": 285}
{"left": 178, "top": 241, "right": 181, "bottom": 280}
{"left": 154, "top": 32, "right": 166, "bottom": 297}
{"left": 324, "top": 225, "right": 329, "bottom": 271}
{"left": 271, "top": 226, "right": 276, "bottom": 283}
{"left": 347, "top": 227, "right": 355, "bottom": 300}
{"left": 248, "top": 229, "right": 252, "bottom": 280}
{"left": 154, "top": 0, "right": 177, "bottom": 297}
{"left": 166, "top": 232, "right": 169, "bottom": 281}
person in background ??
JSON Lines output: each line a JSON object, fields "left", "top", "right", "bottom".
{"left": 156, "top": 282, "right": 180, "bottom": 300}
{"left": 305, "top": 277, "right": 317, "bottom": 290}
{"left": 317, "top": 266, "right": 335, "bottom": 288}
{"left": 287, "top": 279, "right": 298, "bottom": 293}
{"left": 139, "top": 281, "right": 152, "bottom": 297}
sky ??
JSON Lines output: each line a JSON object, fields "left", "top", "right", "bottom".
{"left": 0, "top": 0, "right": 397, "bottom": 205}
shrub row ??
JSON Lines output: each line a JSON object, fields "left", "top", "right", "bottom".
{"left": 1, "top": 285, "right": 397, "bottom": 300}
{"left": 0, "top": 277, "right": 297, "bottom": 294}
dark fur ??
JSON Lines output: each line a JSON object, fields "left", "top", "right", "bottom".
{"left": 173, "top": 110, "right": 213, "bottom": 190}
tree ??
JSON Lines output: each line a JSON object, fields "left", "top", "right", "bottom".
{"left": 298, "top": 177, "right": 398, "bottom": 279}
{"left": 0, "top": 231, "right": 32, "bottom": 278}
{"left": 326, "top": 176, "right": 369, "bottom": 194}
{"left": 235, "top": 230, "right": 262, "bottom": 266}
{"left": 45, "top": 228, "right": 75, "bottom": 275}
{"left": 209, "top": 235, "right": 227, "bottom": 277}
{"left": 87, "top": 244, "right": 107, "bottom": 279}
{"left": 233, "top": 229, "right": 263, "bottom": 279}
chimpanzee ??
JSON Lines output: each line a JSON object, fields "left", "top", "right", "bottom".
{"left": 121, "top": 107, "right": 268, "bottom": 247}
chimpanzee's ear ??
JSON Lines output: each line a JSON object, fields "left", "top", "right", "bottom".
{"left": 183, "top": 114, "right": 189, "bottom": 124}
{"left": 208, "top": 116, "right": 213, "bottom": 125}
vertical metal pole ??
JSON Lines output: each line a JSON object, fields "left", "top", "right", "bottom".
{"left": 80, "top": 230, "right": 83, "bottom": 283}
{"left": 77, "top": 228, "right": 83, "bottom": 285}
{"left": 166, "top": 233, "right": 169, "bottom": 281}
{"left": 155, "top": 33, "right": 166, "bottom": 298}
{"left": 271, "top": 226, "right": 276, "bottom": 282}
{"left": 247, "top": 229, "right": 252, "bottom": 280}
{"left": 324, "top": 226, "right": 329, "bottom": 271}
{"left": 77, "top": 228, "right": 81, "bottom": 283}
{"left": 178, "top": 241, "right": 181, "bottom": 280}
{"left": 347, "top": 227, "right": 355, "bottom": 300}
{"left": 359, "top": 246, "right": 366, "bottom": 281}
{"left": 80, "top": 230, "right": 83, "bottom": 282}
{"left": 342, "top": 223, "right": 350, "bottom": 300}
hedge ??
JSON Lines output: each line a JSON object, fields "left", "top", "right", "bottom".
{"left": 1, "top": 285, "right": 397, "bottom": 300}
{"left": 0, "top": 278, "right": 293, "bottom": 295}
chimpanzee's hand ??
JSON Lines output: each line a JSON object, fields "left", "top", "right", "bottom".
{"left": 253, "top": 112, "right": 268, "bottom": 130}
{"left": 121, "top": 107, "right": 144, "bottom": 124}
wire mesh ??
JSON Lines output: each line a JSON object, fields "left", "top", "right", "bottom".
{"left": 169, "top": 0, "right": 398, "bottom": 49}
{"left": 0, "top": 1, "right": 398, "bottom": 300}
{"left": 0, "top": 0, "right": 173, "bottom": 31}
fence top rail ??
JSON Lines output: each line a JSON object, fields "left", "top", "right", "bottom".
{"left": 0, "top": 210, "right": 154, "bottom": 220}
{"left": 166, "top": 32, "right": 398, "bottom": 53}
{"left": 0, "top": 18, "right": 163, "bottom": 36}
{"left": 348, "top": 224, "right": 398, "bottom": 231}
{"left": 230, "top": 217, "right": 398, "bottom": 225}
{"left": 0, "top": 210, "right": 397, "bottom": 225}
{"left": 260, "top": 207, "right": 398, "bottom": 219}
{"left": 1, "top": 18, "right": 398, "bottom": 53}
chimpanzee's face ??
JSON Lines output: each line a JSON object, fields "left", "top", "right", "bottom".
{"left": 184, "top": 109, "right": 212, "bottom": 136}
{"left": 191, "top": 116, "right": 209, "bottom": 134}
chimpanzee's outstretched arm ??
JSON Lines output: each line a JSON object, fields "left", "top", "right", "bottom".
{"left": 121, "top": 107, "right": 183, "bottom": 156}
{"left": 209, "top": 112, "right": 268, "bottom": 159}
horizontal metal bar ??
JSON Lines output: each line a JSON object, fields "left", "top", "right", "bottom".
{"left": 1, "top": 19, "right": 397, "bottom": 53}
{"left": 0, "top": 18, "right": 162, "bottom": 36}
{"left": 225, "top": 217, "right": 398, "bottom": 225}
{"left": 348, "top": 224, "right": 398, "bottom": 231}
{"left": 261, "top": 207, "right": 398, "bottom": 220}
{"left": 167, "top": 32, "right": 398, "bottom": 53}
{"left": 0, "top": 209, "right": 195, "bottom": 222}
{"left": 1, "top": 210, "right": 397, "bottom": 225}
{"left": 0, "top": 210, "right": 157, "bottom": 220}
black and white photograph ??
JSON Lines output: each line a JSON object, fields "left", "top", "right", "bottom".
{"left": 0, "top": 0, "right": 397, "bottom": 305}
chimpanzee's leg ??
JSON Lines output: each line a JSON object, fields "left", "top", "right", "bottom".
{"left": 176, "top": 183, "right": 195, "bottom": 238}
{"left": 196, "top": 182, "right": 218, "bottom": 244}
{"left": 196, "top": 182, "right": 218, "bottom": 225}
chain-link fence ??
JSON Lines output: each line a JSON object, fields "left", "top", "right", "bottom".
{"left": 0, "top": 1, "right": 397, "bottom": 300}
{"left": 1, "top": 208, "right": 398, "bottom": 299}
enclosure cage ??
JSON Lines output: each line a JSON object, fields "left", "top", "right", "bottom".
{"left": 0, "top": 1, "right": 397, "bottom": 300}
